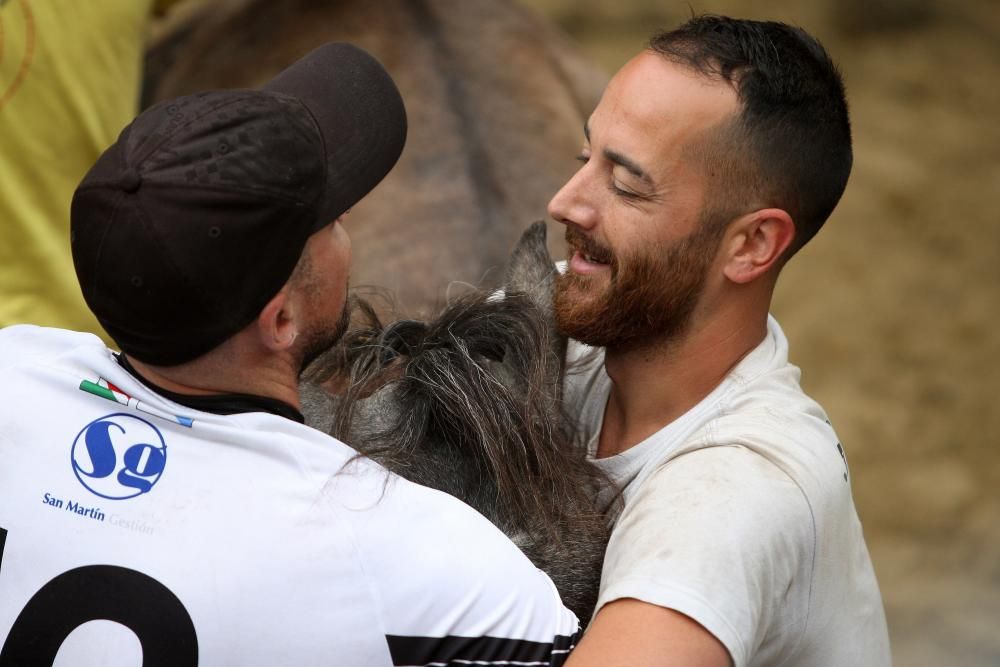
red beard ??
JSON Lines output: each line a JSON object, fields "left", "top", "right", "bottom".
{"left": 554, "top": 223, "right": 722, "bottom": 351}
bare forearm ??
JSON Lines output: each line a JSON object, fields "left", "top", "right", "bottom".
{"left": 566, "top": 599, "right": 732, "bottom": 667}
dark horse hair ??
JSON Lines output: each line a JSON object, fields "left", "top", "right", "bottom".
{"left": 301, "top": 223, "right": 610, "bottom": 621}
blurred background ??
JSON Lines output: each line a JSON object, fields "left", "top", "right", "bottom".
{"left": 519, "top": 0, "right": 999, "bottom": 664}
{"left": 5, "top": 0, "right": 997, "bottom": 663}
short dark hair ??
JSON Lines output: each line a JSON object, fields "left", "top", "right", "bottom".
{"left": 650, "top": 16, "right": 852, "bottom": 255}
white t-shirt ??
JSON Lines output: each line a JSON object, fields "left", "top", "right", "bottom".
{"left": 0, "top": 325, "right": 579, "bottom": 666}
{"left": 564, "top": 316, "right": 891, "bottom": 667}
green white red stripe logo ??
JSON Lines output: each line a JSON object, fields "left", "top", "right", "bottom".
{"left": 79, "top": 378, "right": 194, "bottom": 428}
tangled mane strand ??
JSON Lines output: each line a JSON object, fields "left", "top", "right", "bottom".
{"left": 310, "top": 290, "right": 605, "bottom": 547}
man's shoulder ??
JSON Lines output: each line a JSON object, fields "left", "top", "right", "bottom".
{"left": 708, "top": 375, "right": 850, "bottom": 506}
{"left": 330, "top": 460, "right": 581, "bottom": 656}
{"left": 335, "top": 459, "right": 541, "bottom": 562}
{"left": 702, "top": 318, "right": 848, "bottom": 503}
{"left": 0, "top": 325, "right": 110, "bottom": 381}
{"left": 0, "top": 324, "right": 105, "bottom": 356}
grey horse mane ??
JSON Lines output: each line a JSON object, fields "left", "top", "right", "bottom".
{"left": 302, "top": 222, "right": 611, "bottom": 619}
{"left": 306, "top": 290, "right": 606, "bottom": 548}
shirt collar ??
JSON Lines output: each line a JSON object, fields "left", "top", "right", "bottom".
{"left": 115, "top": 353, "right": 305, "bottom": 423}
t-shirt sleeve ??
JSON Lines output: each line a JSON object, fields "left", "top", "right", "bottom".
{"left": 0, "top": 325, "right": 103, "bottom": 371}
{"left": 0, "top": 325, "right": 46, "bottom": 369}
{"left": 343, "top": 472, "right": 581, "bottom": 666}
{"left": 596, "top": 445, "right": 815, "bottom": 667}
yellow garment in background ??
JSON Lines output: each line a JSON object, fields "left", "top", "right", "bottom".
{"left": 0, "top": 0, "right": 156, "bottom": 343}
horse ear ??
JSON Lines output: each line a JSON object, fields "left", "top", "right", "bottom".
{"left": 502, "top": 221, "right": 567, "bottom": 406}
{"left": 503, "top": 221, "right": 556, "bottom": 311}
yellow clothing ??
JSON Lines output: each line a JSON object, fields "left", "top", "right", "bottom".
{"left": 1, "top": 0, "right": 156, "bottom": 342}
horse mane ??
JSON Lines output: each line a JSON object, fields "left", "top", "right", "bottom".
{"left": 307, "top": 291, "right": 607, "bottom": 549}
{"left": 303, "top": 221, "right": 613, "bottom": 619}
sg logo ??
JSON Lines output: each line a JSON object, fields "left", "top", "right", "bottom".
{"left": 71, "top": 413, "right": 168, "bottom": 499}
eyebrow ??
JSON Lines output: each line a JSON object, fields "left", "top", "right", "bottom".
{"left": 584, "top": 121, "right": 654, "bottom": 187}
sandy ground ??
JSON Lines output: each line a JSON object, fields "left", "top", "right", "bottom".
{"left": 521, "top": 0, "right": 1000, "bottom": 663}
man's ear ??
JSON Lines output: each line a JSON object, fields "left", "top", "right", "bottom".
{"left": 257, "top": 286, "right": 299, "bottom": 352}
{"left": 721, "top": 208, "right": 796, "bottom": 284}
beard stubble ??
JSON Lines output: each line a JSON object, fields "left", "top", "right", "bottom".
{"left": 553, "top": 221, "right": 722, "bottom": 351}
{"left": 296, "top": 288, "right": 353, "bottom": 374}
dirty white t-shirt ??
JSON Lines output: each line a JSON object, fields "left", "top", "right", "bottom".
{"left": 564, "top": 316, "right": 891, "bottom": 667}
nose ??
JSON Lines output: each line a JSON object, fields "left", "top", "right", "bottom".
{"left": 548, "top": 166, "right": 597, "bottom": 231}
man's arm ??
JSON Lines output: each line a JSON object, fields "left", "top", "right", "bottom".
{"left": 567, "top": 599, "right": 731, "bottom": 667}
{"left": 338, "top": 466, "right": 580, "bottom": 666}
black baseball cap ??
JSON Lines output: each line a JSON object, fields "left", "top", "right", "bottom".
{"left": 71, "top": 43, "right": 406, "bottom": 366}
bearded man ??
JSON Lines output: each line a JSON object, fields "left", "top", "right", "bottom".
{"left": 551, "top": 16, "right": 892, "bottom": 667}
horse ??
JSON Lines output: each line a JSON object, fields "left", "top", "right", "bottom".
{"left": 144, "top": 0, "right": 607, "bottom": 317}
{"left": 301, "top": 222, "right": 611, "bottom": 621}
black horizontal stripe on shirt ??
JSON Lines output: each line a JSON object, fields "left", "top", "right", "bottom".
{"left": 386, "top": 632, "right": 577, "bottom": 667}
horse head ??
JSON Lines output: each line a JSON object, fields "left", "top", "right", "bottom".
{"left": 302, "top": 222, "right": 608, "bottom": 620}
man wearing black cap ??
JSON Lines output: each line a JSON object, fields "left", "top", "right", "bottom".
{"left": 0, "top": 44, "right": 578, "bottom": 665}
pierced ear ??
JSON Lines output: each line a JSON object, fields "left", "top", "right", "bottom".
{"left": 257, "top": 287, "right": 299, "bottom": 352}
{"left": 722, "top": 208, "right": 795, "bottom": 284}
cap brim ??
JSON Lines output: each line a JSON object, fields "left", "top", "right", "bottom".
{"left": 262, "top": 43, "right": 407, "bottom": 228}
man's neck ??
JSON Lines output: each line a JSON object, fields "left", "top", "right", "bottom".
{"left": 125, "top": 341, "right": 302, "bottom": 411}
{"left": 596, "top": 311, "right": 768, "bottom": 459}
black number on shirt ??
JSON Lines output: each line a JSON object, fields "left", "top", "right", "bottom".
{"left": 0, "top": 526, "right": 198, "bottom": 666}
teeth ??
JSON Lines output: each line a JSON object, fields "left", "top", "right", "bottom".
{"left": 576, "top": 249, "right": 607, "bottom": 265}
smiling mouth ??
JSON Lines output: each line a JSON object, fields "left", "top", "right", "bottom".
{"left": 572, "top": 243, "right": 612, "bottom": 263}
{"left": 568, "top": 249, "right": 612, "bottom": 275}
{"left": 565, "top": 228, "right": 613, "bottom": 268}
